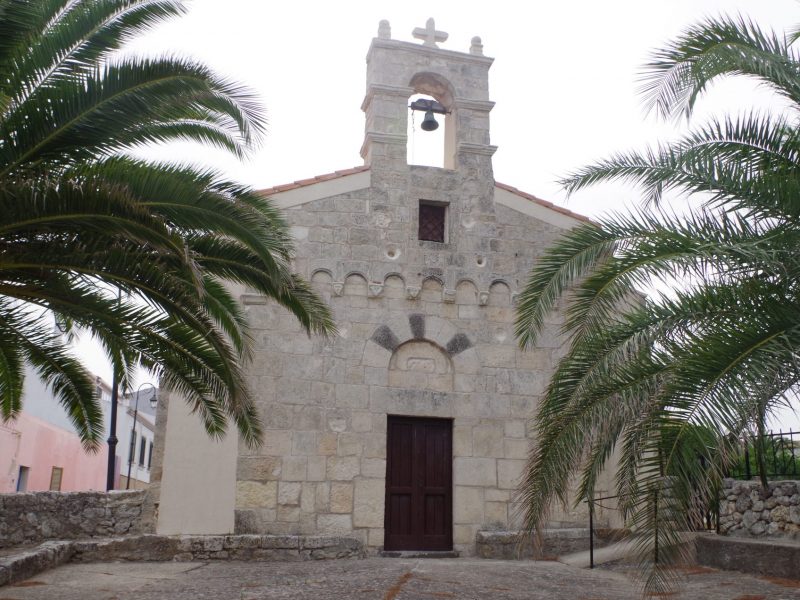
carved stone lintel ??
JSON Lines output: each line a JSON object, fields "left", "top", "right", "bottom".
{"left": 443, "top": 289, "right": 456, "bottom": 303}
{"left": 332, "top": 282, "right": 344, "bottom": 297}
{"left": 405, "top": 286, "right": 421, "bottom": 300}
{"left": 368, "top": 283, "right": 384, "bottom": 298}
{"left": 478, "top": 291, "right": 490, "bottom": 306}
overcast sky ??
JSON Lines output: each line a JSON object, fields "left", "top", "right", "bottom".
{"left": 123, "top": 0, "right": 799, "bottom": 213}
{"left": 81, "top": 0, "right": 800, "bottom": 428}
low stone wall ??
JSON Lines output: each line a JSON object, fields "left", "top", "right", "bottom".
{"left": 0, "top": 535, "right": 364, "bottom": 586}
{"left": 71, "top": 534, "right": 364, "bottom": 562}
{"left": 719, "top": 479, "right": 800, "bottom": 538}
{"left": 476, "top": 528, "right": 622, "bottom": 559}
{"left": 0, "top": 491, "right": 146, "bottom": 548}
{"left": 696, "top": 533, "right": 800, "bottom": 579}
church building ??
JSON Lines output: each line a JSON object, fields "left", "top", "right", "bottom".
{"left": 151, "top": 19, "right": 615, "bottom": 556}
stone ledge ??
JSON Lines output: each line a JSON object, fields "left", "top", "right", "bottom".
{"left": 73, "top": 534, "right": 365, "bottom": 563}
{"left": 476, "top": 529, "right": 624, "bottom": 560}
{"left": 0, "top": 540, "right": 74, "bottom": 586}
{"left": 696, "top": 532, "right": 800, "bottom": 579}
{"left": 0, "top": 535, "right": 365, "bottom": 587}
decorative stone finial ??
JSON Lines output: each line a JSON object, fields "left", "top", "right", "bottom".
{"left": 412, "top": 18, "right": 448, "bottom": 48}
{"left": 378, "top": 20, "right": 391, "bottom": 40}
{"left": 470, "top": 36, "right": 484, "bottom": 56}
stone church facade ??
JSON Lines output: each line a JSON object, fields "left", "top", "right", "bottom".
{"left": 152, "top": 20, "right": 616, "bottom": 555}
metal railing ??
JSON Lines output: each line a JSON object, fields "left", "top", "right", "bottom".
{"left": 728, "top": 430, "right": 800, "bottom": 480}
{"left": 585, "top": 487, "right": 718, "bottom": 569}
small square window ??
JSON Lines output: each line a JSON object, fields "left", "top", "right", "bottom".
{"left": 419, "top": 201, "right": 446, "bottom": 242}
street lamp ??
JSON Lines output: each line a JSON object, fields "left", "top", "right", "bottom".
{"left": 125, "top": 382, "right": 158, "bottom": 490}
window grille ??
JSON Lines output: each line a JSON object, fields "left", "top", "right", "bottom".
{"left": 419, "top": 202, "right": 446, "bottom": 242}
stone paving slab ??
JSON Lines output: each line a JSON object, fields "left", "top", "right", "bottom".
{"left": 3, "top": 557, "right": 800, "bottom": 599}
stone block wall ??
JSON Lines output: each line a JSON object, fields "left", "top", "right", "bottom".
{"left": 475, "top": 528, "right": 621, "bottom": 559}
{"left": 234, "top": 185, "right": 620, "bottom": 555}
{"left": 719, "top": 479, "right": 800, "bottom": 538}
{"left": 0, "top": 491, "right": 145, "bottom": 548}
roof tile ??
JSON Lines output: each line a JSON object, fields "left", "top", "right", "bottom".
{"left": 259, "top": 165, "right": 370, "bottom": 196}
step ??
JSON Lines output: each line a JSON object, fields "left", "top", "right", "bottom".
{"left": 0, "top": 540, "right": 74, "bottom": 586}
{"left": 558, "top": 538, "right": 637, "bottom": 568}
{"left": 379, "top": 550, "right": 460, "bottom": 559}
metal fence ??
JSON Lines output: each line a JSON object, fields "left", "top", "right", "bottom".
{"left": 727, "top": 430, "right": 800, "bottom": 480}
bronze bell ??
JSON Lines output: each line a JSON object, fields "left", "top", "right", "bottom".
{"left": 420, "top": 110, "right": 439, "bottom": 131}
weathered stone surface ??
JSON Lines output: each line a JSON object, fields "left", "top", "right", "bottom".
{"left": 151, "top": 23, "right": 623, "bottom": 559}
{"left": 329, "top": 483, "right": 354, "bottom": 513}
{"left": 719, "top": 479, "right": 800, "bottom": 540}
{"left": 0, "top": 534, "right": 365, "bottom": 585}
{"left": 0, "top": 491, "right": 145, "bottom": 549}
{"left": 236, "top": 481, "right": 277, "bottom": 509}
{"left": 454, "top": 486, "right": 484, "bottom": 523}
{"left": 475, "top": 528, "right": 618, "bottom": 560}
{"left": 13, "top": 554, "right": 800, "bottom": 599}
{"left": 353, "top": 479, "right": 384, "bottom": 528}
{"left": 454, "top": 457, "right": 496, "bottom": 487}
{"left": 326, "top": 457, "right": 360, "bottom": 481}
{"left": 696, "top": 532, "right": 800, "bottom": 580}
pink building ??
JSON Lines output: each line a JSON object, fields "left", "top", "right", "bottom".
{"left": 0, "top": 412, "right": 106, "bottom": 492}
{"left": 0, "top": 368, "right": 156, "bottom": 493}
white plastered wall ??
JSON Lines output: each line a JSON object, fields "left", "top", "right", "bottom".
{"left": 155, "top": 390, "right": 238, "bottom": 534}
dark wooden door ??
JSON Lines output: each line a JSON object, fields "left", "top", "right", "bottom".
{"left": 384, "top": 416, "right": 452, "bottom": 551}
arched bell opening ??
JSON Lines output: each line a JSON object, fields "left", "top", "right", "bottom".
{"left": 407, "top": 72, "right": 457, "bottom": 170}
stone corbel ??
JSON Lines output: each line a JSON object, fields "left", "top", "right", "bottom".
{"left": 478, "top": 291, "right": 490, "bottom": 306}
{"left": 332, "top": 282, "right": 344, "bottom": 297}
{"left": 405, "top": 286, "right": 421, "bottom": 300}
{"left": 368, "top": 283, "right": 384, "bottom": 298}
{"left": 443, "top": 289, "right": 456, "bottom": 303}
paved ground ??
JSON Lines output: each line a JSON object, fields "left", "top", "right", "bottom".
{"left": 3, "top": 558, "right": 800, "bottom": 599}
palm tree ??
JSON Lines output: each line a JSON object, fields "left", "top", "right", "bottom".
{"left": 515, "top": 15, "right": 800, "bottom": 592}
{"left": 0, "top": 0, "right": 334, "bottom": 451}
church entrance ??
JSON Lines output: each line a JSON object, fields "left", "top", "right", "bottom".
{"left": 384, "top": 416, "right": 453, "bottom": 551}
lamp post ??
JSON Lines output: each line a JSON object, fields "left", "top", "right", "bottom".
{"left": 125, "top": 382, "right": 158, "bottom": 490}
{"left": 105, "top": 288, "right": 122, "bottom": 491}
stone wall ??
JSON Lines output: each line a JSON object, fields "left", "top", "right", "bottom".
{"left": 153, "top": 23, "right": 623, "bottom": 553}
{"left": 475, "top": 528, "right": 621, "bottom": 560}
{"left": 0, "top": 535, "right": 364, "bottom": 587}
{"left": 233, "top": 190, "right": 621, "bottom": 555}
{"left": 719, "top": 479, "right": 800, "bottom": 538}
{"left": 0, "top": 491, "right": 145, "bottom": 548}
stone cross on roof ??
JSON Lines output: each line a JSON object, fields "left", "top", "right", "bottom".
{"left": 413, "top": 18, "right": 448, "bottom": 48}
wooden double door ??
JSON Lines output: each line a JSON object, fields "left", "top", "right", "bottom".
{"left": 384, "top": 416, "right": 453, "bottom": 551}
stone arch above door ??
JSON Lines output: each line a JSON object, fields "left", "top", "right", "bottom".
{"left": 388, "top": 339, "right": 453, "bottom": 391}
{"left": 362, "top": 314, "right": 479, "bottom": 376}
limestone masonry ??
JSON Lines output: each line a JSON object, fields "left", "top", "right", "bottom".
{"left": 153, "top": 19, "right": 618, "bottom": 555}
{"left": 0, "top": 491, "right": 144, "bottom": 548}
{"left": 719, "top": 478, "right": 800, "bottom": 539}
